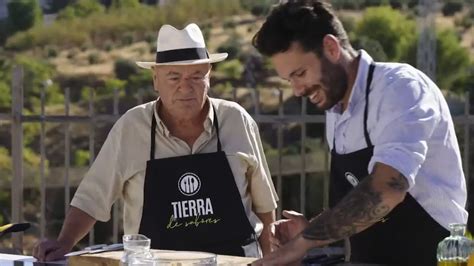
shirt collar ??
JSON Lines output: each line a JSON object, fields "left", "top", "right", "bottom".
{"left": 153, "top": 97, "right": 214, "bottom": 137}
{"left": 327, "top": 50, "right": 374, "bottom": 115}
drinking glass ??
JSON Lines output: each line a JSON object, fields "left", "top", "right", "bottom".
{"left": 121, "top": 234, "right": 152, "bottom": 265}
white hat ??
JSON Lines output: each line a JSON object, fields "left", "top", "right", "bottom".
{"left": 136, "top": 23, "right": 228, "bottom": 69}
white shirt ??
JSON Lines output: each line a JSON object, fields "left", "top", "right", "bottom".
{"left": 71, "top": 98, "right": 278, "bottom": 256}
{"left": 326, "top": 50, "right": 468, "bottom": 229}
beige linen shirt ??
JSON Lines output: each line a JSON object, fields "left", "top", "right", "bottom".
{"left": 71, "top": 97, "right": 278, "bottom": 240}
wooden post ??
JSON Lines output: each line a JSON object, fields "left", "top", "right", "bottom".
{"left": 11, "top": 66, "right": 24, "bottom": 251}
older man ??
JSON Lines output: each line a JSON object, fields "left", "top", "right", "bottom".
{"left": 34, "top": 23, "right": 278, "bottom": 261}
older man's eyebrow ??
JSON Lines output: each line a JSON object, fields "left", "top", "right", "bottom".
{"left": 192, "top": 70, "right": 206, "bottom": 75}
{"left": 166, "top": 71, "right": 180, "bottom": 76}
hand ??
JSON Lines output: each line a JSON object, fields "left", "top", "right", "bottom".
{"left": 33, "top": 238, "right": 72, "bottom": 262}
{"left": 252, "top": 235, "right": 315, "bottom": 265}
{"left": 270, "top": 210, "right": 309, "bottom": 251}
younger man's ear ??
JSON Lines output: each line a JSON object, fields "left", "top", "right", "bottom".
{"left": 322, "top": 34, "right": 341, "bottom": 63}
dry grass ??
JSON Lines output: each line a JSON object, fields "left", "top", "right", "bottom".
{"left": 46, "top": 10, "right": 474, "bottom": 78}
{"left": 51, "top": 42, "right": 152, "bottom": 77}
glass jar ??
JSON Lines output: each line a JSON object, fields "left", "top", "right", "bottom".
{"left": 121, "top": 234, "right": 153, "bottom": 266}
{"left": 437, "top": 223, "right": 472, "bottom": 266}
{"left": 468, "top": 240, "right": 474, "bottom": 266}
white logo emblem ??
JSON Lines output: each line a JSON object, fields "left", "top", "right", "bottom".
{"left": 345, "top": 172, "right": 359, "bottom": 187}
{"left": 178, "top": 173, "right": 201, "bottom": 196}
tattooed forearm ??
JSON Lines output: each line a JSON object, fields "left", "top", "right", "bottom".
{"left": 302, "top": 174, "right": 393, "bottom": 241}
{"left": 387, "top": 173, "right": 409, "bottom": 191}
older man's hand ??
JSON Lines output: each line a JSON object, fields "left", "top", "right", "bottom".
{"left": 33, "top": 238, "right": 71, "bottom": 262}
{"left": 269, "top": 210, "right": 309, "bottom": 252}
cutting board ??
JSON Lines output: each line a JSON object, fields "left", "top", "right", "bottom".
{"left": 68, "top": 250, "right": 257, "bottom": 265}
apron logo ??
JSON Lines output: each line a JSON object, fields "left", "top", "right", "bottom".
{"left": 178, "top": 172, "right": 201, "bottom": 196}
{"left": 345, "top": 172, "right": 359, "bottom": 187}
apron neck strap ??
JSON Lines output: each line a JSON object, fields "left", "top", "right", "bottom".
{"left": 212, "top": 103, "right": 222, "bottom": 152}
{"left": 363, "top": 63, "right": 375, "bottom": 148}
{"left": 150, "top": 102, "right": 222, "bottom": 160}
{"left": 151, "top": 107, "right": 157, "bottom": 160}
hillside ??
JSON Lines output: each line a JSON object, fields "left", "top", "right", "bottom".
{"left": 25, "top": 10, "right": 474, "bottom": 79}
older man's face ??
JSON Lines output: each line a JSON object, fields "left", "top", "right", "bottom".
{"left": 153, "top": 63, "right": 211, "bottom": 119}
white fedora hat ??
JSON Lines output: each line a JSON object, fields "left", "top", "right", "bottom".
{"left": 136, "top": 23, "right": 228, "bottom": 69}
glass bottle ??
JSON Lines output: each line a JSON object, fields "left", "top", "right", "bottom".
{"left": 437, "top": 223, "right": 472, "bottom": 266}
{"left": 468, "top": 239, "right": 474, "bottom": 266}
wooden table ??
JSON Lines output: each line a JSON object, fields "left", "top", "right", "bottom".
{"left": 68, "top": 250, "right": 257, "bottom": 265}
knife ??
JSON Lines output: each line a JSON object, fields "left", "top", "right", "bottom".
{"left": 64, "top": 244, "right": 106, "bottom": 257}
{"left": 64, "top": 243, "right": 123, "bottom": 257}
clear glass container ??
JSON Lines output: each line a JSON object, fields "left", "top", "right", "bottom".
{"left": 469, "top": 240, "right": 474, "bottom": 266}
{"left": 130, "top": 251, "right": 217, "bottom": 266}
{"left": 437, "top": 223, "right": 472, "bottom": 266}
{"left": 121, "top": 234, "right": 153, "bottom": 266}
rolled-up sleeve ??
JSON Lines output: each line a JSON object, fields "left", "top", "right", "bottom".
{"left": 70, "top": 118, "right": 125, "bottom": 222}
{"left": 246, "top": 119, "right": 279, "bottom": 213}
{"left": 368, "top": 78, "right": 440, "bottom": 189}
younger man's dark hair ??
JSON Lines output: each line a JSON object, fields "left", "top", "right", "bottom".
{"left": 252, "top": 0, "right": 351, "bottom": 57}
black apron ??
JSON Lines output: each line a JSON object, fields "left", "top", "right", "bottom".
{"left": 329, "top": 63, "right": 449, "bottom": 265}
{"left": 138, "top": 103, "right": 256, "bottom": 256}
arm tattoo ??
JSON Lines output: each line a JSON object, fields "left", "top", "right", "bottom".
{"left": 387, "top": 173, "right": 409, "bottom": 191}
{"left": 302, "top": 173, "right": 399, "bottom": 241}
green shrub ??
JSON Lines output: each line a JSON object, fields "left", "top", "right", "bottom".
{"left": 0, "top": 19, "right": 10, "bottom": 46}
{"left": 356, "top": 6, "right": 416, "bottom": 61}
{"left": 251, "top": 5, "right": 266, "bottom": 17}
{"left": 47, "top": 0, "right": 72, "bottom": 14}
{"left": 57, "top": 0, "right": 104, "bottom": 20}
{"left": 98, "top": 78, "right": 126, "bottom": 96}
{"left": 339, "top": 15, "right": 356, "bottom": 34}
{"left": 46, "top": 46, "right": 58, "bottom": 58}
{"left": 121, "top": 32, "right": 134, "bottom": 46}
{"left": 240, "top": 0, "right": 270, "bottom": 15}
{"left": 111, "top": 0, "right": 140, "bottom": 9}
{"left": 442, "top": 0, "right": 463, "bottom": 16}
{"left": 435, "top": 29, "right": 471, "bottom": 91}
{"left": 127, "top": 71, "right": 153, "bottom": 92}
{"left": 103, "top": 41, "right": 113, "bottom": 51}
{"left": 67, "top": 50, "right": 77, "bottom": 59}
{"left": 150, "top": 43, "right": 157, "bottom": 54}
{"left": 114, "top": 59, "right": 138, "bottom": 80}
{"left": 223, "top": 19, "right": 236, "bottom": 30}
{"left": 80, "top": 43, "right": 89, "bottom": 52}
{"left": 7, "top": 0, "right": 42, "bottom": 34}
{"left": 144, "top": 32, "right": 155, "bottom": 44}
{"left": 5, "top": 0, "right": 243, "bottom": 51}
{"left": 210, "top": 82, "right": 233, "bottom": 98}
{"left": 330, "top": 0, "right": 363, "bottom": 9}
{"left": 216, "top": 59, "right": 244, "bottom": 80}
{"left": 12, "top": 56, "right": 60, "bottom": 112}
{"left": 74, "top": 150, "right": 90, "bottom": 167}
{"left": 352, "top": 36, "right": 388, "bottom": 61}
{"left": 217, "top": 36, "right": 242, "bottom": 60}
{"left": 0, "top": 82, "right": 11, "bottom": 110}
{"left": 6, "top": 23, "right": 89, "bottom": 50}
{"left": 454, "top": 16, "right": 473, "bottom": 30}
{"left": 88, "top": 52, "right": 101, "bottom": 65}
